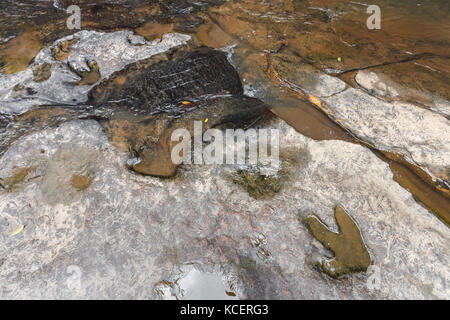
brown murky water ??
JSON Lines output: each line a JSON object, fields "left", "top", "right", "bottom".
{"left": 0, "top": 0, "right": 448, "bottom": 225}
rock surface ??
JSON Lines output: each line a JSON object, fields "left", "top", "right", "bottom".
{"left": 354, "top": 60, "right": 450, "bottom": 117}
{"left": 304, "top": 206, "right": 371, "bottom": 279}
{"left": 104, "top": 95, "right": 268, "bottom": 177}
{"left": 0, "top": 0, "right": 449, "bottom": 301}
{"left": 0, "top": 119, "right": 448, "bottom": 299}
{"left": 269, "top": 53, "right": 450, "bottom": 189}
{"left": 0, "top": 31, "right": 191, "bottom": 114}
{"left": 89, "top": 46, "right": 244, "bottom": 113}
{"left": 323, "top": 88, "right": 450, "bottom": 186}
{"left": 0, "top": 35, "right": 268, "bottom": 177}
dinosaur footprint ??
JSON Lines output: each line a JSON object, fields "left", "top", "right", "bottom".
{"left": 304, "top": 206, "right": 371, "bottom": 278}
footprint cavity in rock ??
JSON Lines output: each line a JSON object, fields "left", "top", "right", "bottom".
{"left": 303, "top": 206, "right": 371, "bottom": 279}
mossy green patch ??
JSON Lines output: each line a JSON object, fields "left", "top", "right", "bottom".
{"left": 33, "top": 63, "right": 52, "bottom": 82}
{"left": 0, "top": 166, "right": 35, "bottom": 191}
{"left": 69, "top": 60, "right": 100, "bottom": 86}
{"left": 71, "top": 173, "right": 93, "bottom": 191}
{"left": 232, "top": 169, "right": 283, "bottom": 200}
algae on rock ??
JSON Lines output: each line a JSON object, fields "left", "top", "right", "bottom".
{"left": 232, "top": 169, "right": 283, "bottom": 200}
{"left": 32, "top": 63, "right": 52, "bottom": 83}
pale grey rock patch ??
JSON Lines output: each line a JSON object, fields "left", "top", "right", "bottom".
{"left": 355, "top": 70, "right": 450, "bottom": 116}
{"left": 0, "top": 121, "right": 109, "bottom": 281}
{"left": 355, "top": 71, "right": 399, "bottom": 99}
{"left": 219, "top": 44, "right": 237, "bottom": 68}
{"left": 270, "top": 55, "right": 347, "bottom": 98}
{"left": 0, "top": 31, "right": 191, "bottom": 114}
{"left": 0, "top": 119, "right": 448, "bottom": 299}
{"left": 434, "top": 99, "right": 450, "bottom": 117}
{"left": 243, "top": 83, "right": 262, "bottom": 98}
{"left": 323, "top": 87, "right": 450, "bottom": 185}
{"left": 127, "top": 34, "right": 147, "bottom": 46}
{"left": 312, "top": 73, "right": 347, "bottom": 98}
{"left": 271, "top": 57, "right": 449, "bottom": 185}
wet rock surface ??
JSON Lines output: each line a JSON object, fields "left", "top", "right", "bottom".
{"left": 0, "top": 30, "right": 192, "bottom": 113}
{"left": 267, "top": 52, "right": 450, "bottom": 197}
{"left": 104, "top": 95, "right": 267, "bottom": 177}
{"left": 89, "top": 46, "right": 244, "bottom": 113}
{"left": 0, "top": 119, "right": 448, "bottom": 299}
{"left": 323, "top": 88, "right": 450, "bottom": 186}
{"left": 0, "top": 0, "right": 449, "bottom": 300}
{"left": 0, "top": 36, "right": 268, "bottom": 177}
{"left": 354, "top": 59, "right": 450, "bottom": 117}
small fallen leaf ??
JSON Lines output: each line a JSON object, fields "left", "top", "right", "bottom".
{"left": 181, "top": 101, "right": 191, "bottom": 105}
{"left": 337, "top": 57, "right": 342, "bottom": 62}
{"left": 204, "top": 118, "right": 208, "bottom": 123}
{"left": 10, "top": 225, "right": 25, "bottom": 237}
{"left": 309, "top": 95, "right": 321, "bottom": 108}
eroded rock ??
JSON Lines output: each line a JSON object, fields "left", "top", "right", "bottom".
{"left": 89, "top": 46, "right": 244, "bottom": 113}
{"left": 354, "top": 59, "right": 450, "bottom": 117}
{"left": 0, "top": 119, "right": 448, "bottom": 299}
{"left": 32, "top": 63, "right": 52, "bottom": 83}
{"left": 69, "top": 60, "right": 100, "bottom": 86}
{"left": 268, "top": 55, "right": 450, "bottom": 192}
{"left": 323, "top": 88, "right": 450, "bottom": 186}
{"left": 103, "top": 95, "right": 267, "bottom": 177}
{"left": 0, "top": 30, "right": 192, "bottom": 114}
{"left": 1, "top": 39, "right": 268, "bottom": 177}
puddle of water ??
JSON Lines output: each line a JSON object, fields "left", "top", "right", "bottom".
{"left": 178, "top": 269, "right": 239, "bottom": 300}
{"left": 156, "top": 267, "right": 240, "bottom": 300}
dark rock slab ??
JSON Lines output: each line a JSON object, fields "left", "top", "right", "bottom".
{"left": 89, "top": 47, "right": 243, "bottom": 114}
{"left": 1, "top": 46, "right": 267, "bottom": 177}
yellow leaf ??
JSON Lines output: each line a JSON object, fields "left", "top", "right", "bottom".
{"left": 204, "top": 118, "right": 208, "bottom": 123}
{"left": 10, "top": 225, "right": 24, "bottom": 237}
{"left": 181, "top": 101, "right": 191, "bottom": 105}
{"left": 309, "top": 95, "right": 321, "bottom": 108}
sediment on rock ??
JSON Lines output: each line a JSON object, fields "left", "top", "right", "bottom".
{"left": 0, "top": 35, "right": 268, "bottom": 177}
{"left": 304, "top": 206, "right": 371, "bottom": 278}
{"left": 267, "top": 53, "right": 450, "bottom": 190}
{"left": 0, "top": 119, "right": 448, "bottom": 299}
